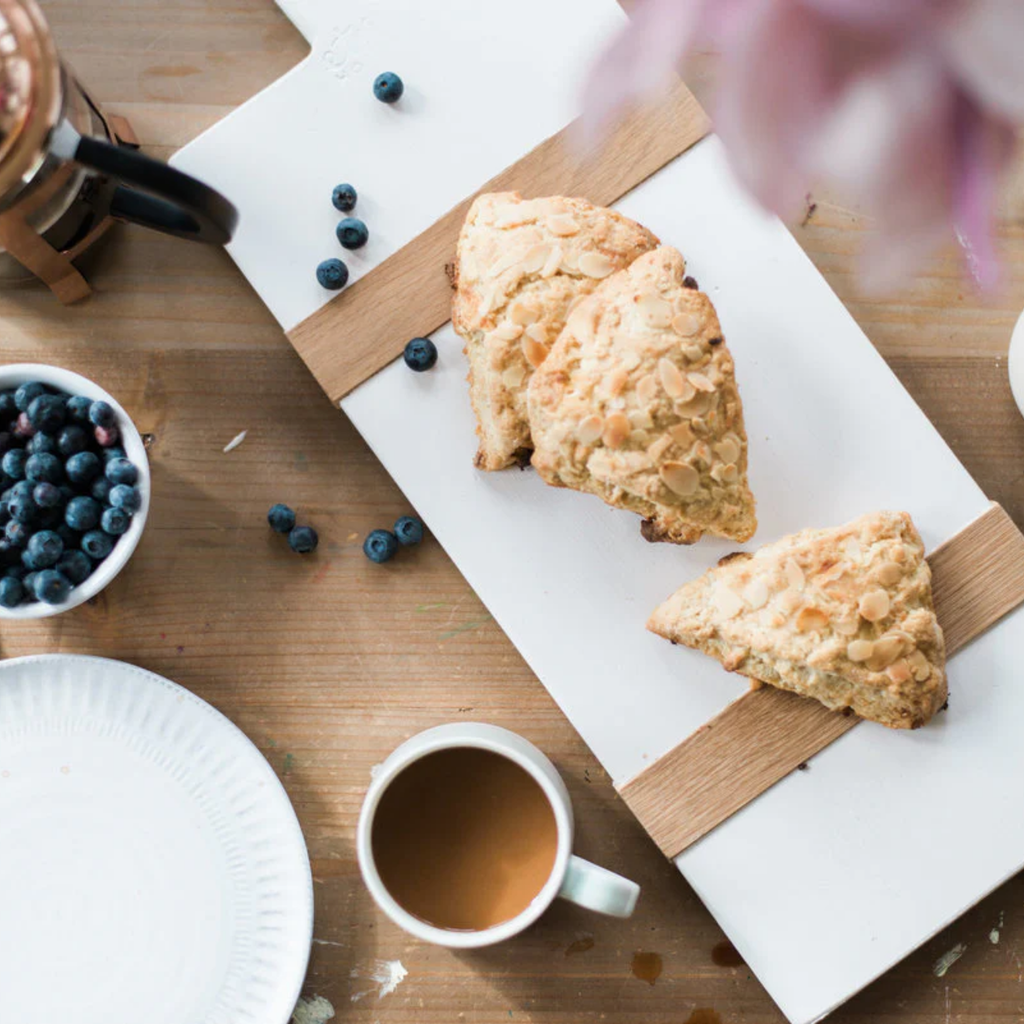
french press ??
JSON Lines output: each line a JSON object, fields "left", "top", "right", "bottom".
{"left": 0, "top": 0, "right": 237, "bottom": 302}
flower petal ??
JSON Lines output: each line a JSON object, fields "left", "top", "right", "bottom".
{"left": 799, "top": 0, "right": 941, "bottom": 30}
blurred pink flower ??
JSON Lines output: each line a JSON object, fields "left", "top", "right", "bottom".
{"left": 585, "top": 0, "right": 1023, "bottom": 288}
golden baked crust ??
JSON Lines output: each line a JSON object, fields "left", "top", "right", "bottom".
{"left": 528, "top": 247, "right": 756, "bottom": 544}
{"left": 452, "top": 192, "right": 658, "bottom": 471}
{"left": 647, "top": 511, "right": 948, "bottom": 728}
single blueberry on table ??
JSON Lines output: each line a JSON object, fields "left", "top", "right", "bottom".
{"left": 65, "top": 450, "right": 101, "bottom": 484}
{"left": 287, "top": 525, "right": 318, "bottom": 554}
{"left": 105, "top": 457, "right": 138, "bottom": 486}
{"left": 332, "top": 183, "right": 357, "bottom": 212}
{"left": 5, "top": 520, "right": 29, "bottom": 547}
{"left": 363, "top": 528, "right": 398, "bottom": 563}
{"left": 101, "top": 506, "right": 130, "bottom": 536}
{"left": 2, "top": 448, "right": 27, "bottom": 480}
{"left": 33, "top": 569, "right": 70, "bottom": 604}
{"left": 403, "top": 337, "right": 438, "bottom": 372}
{"left": 94, "top": 424, "right": 119, "bottom": 447}
{"left": 32, "top": 482, "right": 61, "bottom": 509}
{"left": 65, "top": 495, "right": 101, "bottom": 531}
{"left": 56, "top": 425, "right": 88, "bottom": 456}
{"left": 267, "top": 503, "right": 296, "bottom": 534}
{"left": 109, "top": 484, "right": 141, "bottom": 514}
{"left": 336, "top": 217, "right": 368, "bottom": 250}
{"left": 24, "top": 530, "right": 63, "bottom": 570}
{"left": 88, "top": 400, "right": 115, "bottom": 428}
{"left": 26, "top": 432, "right": 57, "bottom": 455}
{"left": 373, "top": 71, "right": 404, "bottom": 103}
{"left": 65, "top": 395, "right": 92, "bottom": 424}
{"left": 0, "top": 574, "right": 23, "bottom": 608}
{"left": 26, "top": 394, "right": 65, "bottom": 433}
{"left": 14, "top": 382, "right": 47, "bottom": 412}
{"left": 91, "top": 477, "right": 112, "bottom": 503}
{"left": 394, "top": 515, "right": 424, "bottom": 546}
{"left": 25, "top": 452, "right": 63, "bottom": 484}
{"left": 316, "top": 258, "right": 349, "bottom": 291}
{"left": 81, "top": 530, "right": 113, "bottom": 561}
{"left": 0, "top": 391, "right": 16, "bottom": 418}
{"left": 57, "top": 549, "right": 92, "bottom": 585}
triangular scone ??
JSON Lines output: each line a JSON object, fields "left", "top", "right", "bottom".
{"left": 452, "top": 192, "right": 659, "bottom": 470}
{"left": 648, "top": 511, "right": 948, "bottom": 729}
{"left": 528, "top": 247, "right": 756, "bottom": 544}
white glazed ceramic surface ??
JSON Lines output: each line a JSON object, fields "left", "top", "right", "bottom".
{"left": 1010, "top": 310, "right": 1024, "bottom": 422}
{"left": 357, "top": 723, "right": 640, "bottom": 948}
{"left": 0, "top": 364, "right": 150, "bottom": 619}
{"left": 0, "top": 655, "right": 314, "bottom": 1024}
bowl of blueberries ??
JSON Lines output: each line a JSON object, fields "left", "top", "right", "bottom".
{"left": 0, "top": 364, "right": 149, "bottom": 617}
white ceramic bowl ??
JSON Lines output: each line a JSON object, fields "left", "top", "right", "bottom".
{"left": 0, "top": 364, "right": 150, "bottom": 619}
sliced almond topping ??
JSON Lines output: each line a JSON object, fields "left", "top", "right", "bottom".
{"left": 602, "top": 412, "right": 631, "bottom": 449}
{"left": 682, "top": 342, "right": 705, "bottom": 362}
{"left": 886, "top": 660, "right": 912, "bottom": 685}
{"left": 712, "top": 584, "right": 745, "bottom": 620}
{"left": 560, "top": 250, "right": 580, "bottom": 273}
{"left": 629, "top": 429, "right": 650, "bottom": 446}
{"left": 776, "top": 589, "right": 802, "bottom": 615}
{"left": 675, "top": 392, "right": 710, "bottom": 419}
{"left": 669, "top": 422, "right": 695, "bottom": 447}
{"left": 476, "top": 287, "right": 497, "bottom": 319}
{"left": 604, "top": 368, "right": 629, "bottom": 396}
{"left": 502, "top": 365, "right": 526, "bottom": 388}
{"left": 858, "top": 589, "right": 890, "bottom": 623}
{"left": 906, "top": 649, "right": 932, "bottom": 681}
{"left": 714, "top": 438, "right": 741, "bottom": 464}
{"left": 578, "top": 251, "right": 615, "bottom": 278}
{"left": 567, "top": 306, "right": 596, "bottom": 344}
{"left": 717, "top": 463, "right": 739, "bottom": 484}
{"left": 508, "top": 300, "right": 540, "bottom": 326}
{"left": 672, "top": 311, "right": 701, "bottom": 337}
{"left": 866, "top": 635, "right": 903, "bottom": 671}
{"left": 488, "top": 322, "right": 524, "bottom": 343}
{"left": 629, "top": 408, "right": 654, "bottom": 430}
{"left": 620, "top": 350, "right": 642, "bottom": 372}
{"left": 834, "top": 615, "right": 860, "bottom": 636}
{"left": 521, "top": 245, "right": 550, "bottom": 275}
{"left": 524, "top": 322, "right": 548, "bottom": 344}
{"left": 687, "top": 371, "right": 716, "bottom": 393}
{"left": 847, "top": 639, "right": 874, "bottom": 662}
{"left": 488, "top": 247, "right": 528, "bottom": 277}
{"left": 541, "top": 245, "right": 563, "bottom": 279}
{"left": 660, "top": 461, "right": 700, "bottom": 496}
{"left": 577, "top": 415, "right": 604, "bottom": 445}
{"left": 494, "top": 204, "right": 538, "bottom": 228}
{"left": 796, "top": 606, "right": 829, "bottom": 633}
{"left": 521, "top": 335, "right": 549, "bottom": 369}
{"left": 646, "top": 433, "right": 673, "bottom": 460}
{"left": 636, "top": 374, "right": 658, "bottom": 406}
{"left": 691, "top": 441, "right": 712, "bottom": 466}
{"left": 547, "top": 214, "right": 580, "bottom": 236}
{"left": 743, "top": 579, "right": 769, "bottom": 610}
{"left": 658, "top": 358, "right": 687, "bottom": 398}
{"left": 842, "top": 537, "right": 863, "bottom": 564}
{"left": 785, "top": 557, "right": 806, "bottom": 591}
{"left": 639, "top": 295, "right": 674, "bottom": 329}
{"left": 876, "top": 562, "right": 903, "bottom": 587}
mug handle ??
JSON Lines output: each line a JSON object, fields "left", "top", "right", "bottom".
{"left": 557, "top": 855, "right": 640, "bottom": 918}
{"left": 49, "top": 121, "right": 238, "bottom": 246}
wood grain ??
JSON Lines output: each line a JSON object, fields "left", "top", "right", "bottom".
{"left": 286, "top": 78, "right": 710, "bottom": 403}
{"left": 618, "top": 503, "right": 1024, "bottom": 860}
{"left": 0, "top": 3, "right": 1020, "bottom": 1023}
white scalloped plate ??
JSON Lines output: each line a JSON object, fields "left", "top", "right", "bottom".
{"left": 0, "top": 656, "right": 313, "bottom": 1024}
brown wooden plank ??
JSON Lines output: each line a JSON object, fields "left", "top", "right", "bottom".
{"left": 286, "top": 78, "right": 710, "bottom": 403}
{"left": 618, "top": 503, "right": 1024, "bottom": 860}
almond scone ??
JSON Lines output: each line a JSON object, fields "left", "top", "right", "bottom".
{"left": 528, "top": 246, "right": 756, "bottom": 544}
{"left": 452, "top": 192, "right": 658, "bottom": 470}
{"left": 648, "top": 511, "right": 948, "bottom": 728}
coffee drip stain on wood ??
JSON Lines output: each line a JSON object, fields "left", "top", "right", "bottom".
{"left": 564, "top": 934, "right": 595, "bottom": 957}
{"left": 711, "top": 939, "right": 745, "bottom": 967}
{"left": 684, "top": 1010, "right": 723, "bottom": 1024}
{"left": 631, "top": 950, "right": 663, "bottom": 985}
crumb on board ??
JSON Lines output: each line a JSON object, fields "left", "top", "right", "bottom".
{"left": 933, "top": 942, "right": 966, "bottom": 977}
{"left": 223, "top": 430, "right": 248, "bottom": 453}
{"left": 291, "top": 995, "right": 336, "bottom": 1024}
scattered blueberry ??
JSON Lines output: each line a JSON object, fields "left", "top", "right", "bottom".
{"left": 25, "top": 453, "right": 63, "bottom": 484}
{"left": 109, "top": 484, "right": 141, "bottom": 514}
{"left": 267, "top": 503, "right": 296, "bottom": 534}
{"left": 91, "top": 477, "right": 112, "bottom": 503}
{"left": 65, "top": 495, "right": 101, "bottom": 531}
{"left": 14, "top": 382, "right": 47, "bottom": 412}
{"left": 101, "top": 507, "right": 131, "bottom": 536}
{"left": 0, "top": 575, "right": 23, "bottom": 608}
{"left": 81, "top": 530, "right": 113, "bottom": 561}
{"left": 403, "top": 337, "right": 437, "bottom": 372}
{"left": 394, "top": 515, "right": 424, "bottom": 546}
{"left": 2, "top": 448, "right": 27, "bottom": 480}
{"left": 57, "top": 549, "right": 91, "bottom": 585}
{"left": 32, "top": 482, "right": 61, "bottom": 509}
{"left": 26, "top": 394, "right": 65, "bottom": 433}
{"left": 363, "top": 528, "right": 398, "bottom": 563}
{"left": 88, "top": 400, "right": 115, "bottom": 428}
{"left": 4, "top": 520, "right": 29, "bottom": 546}
{"left": 33, "top": 569, "right": 70, "bottom": 604}
{"left": 373, "top": 71, "right": 404, "bottom": 103}
{"left": 332, "top": 183, "right": 357, "bottom": 212}
{"left": 24, "top": 530, "right": 63, "bottom": 570}
{"left": 0, "top": 392, "right": 16, "bottom": 418}
{"left": 316, "top": 258, "right": 349, "bottom": 290}
{"left": 26, "top": 432, "right": 57, "bottom": 455}
{"left": 105, "top": 457, "right": 138, "bottom": 486}
{"left": 336, "top": 217, "right": 368, "bottom": 250}
{"left": 94, "top": 424, "right": 119, "bottom": 447}
{"left": 65, "top": 451, "right": 101, "bottom": 484}
{"left": 287, "top": 525, "right": 318, "bottom": 554}
{"left": 56, "top": 425, "right": 87, "bottom": 456}
{"left": 65, "top": 395, "right": 92, "bottom": 424}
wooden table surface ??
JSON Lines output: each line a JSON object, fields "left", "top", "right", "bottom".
{"left": 4, "top": 3, "right": 1024, "bottom": 1022}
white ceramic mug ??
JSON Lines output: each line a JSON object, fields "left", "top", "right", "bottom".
{"left": 357, "top": 723, "right": 640, "bottom": 948}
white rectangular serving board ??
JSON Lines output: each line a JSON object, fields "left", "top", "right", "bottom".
{"left": 173, "top": 3, "right": 1024, "bottom": 1021}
